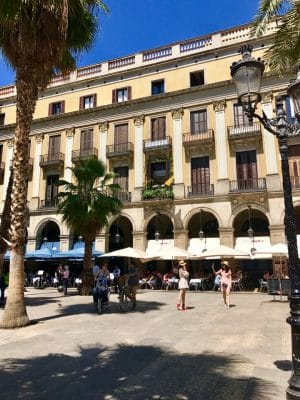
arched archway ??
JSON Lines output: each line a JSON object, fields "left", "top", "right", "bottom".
{"left": 108, "top": 216, "right": 133, "bottom": 251}
{"left": 36, "top": 220, "right": 60, "bottom": 250}
{"left": 146, "top": 213, "right": 174, "bottom": 241}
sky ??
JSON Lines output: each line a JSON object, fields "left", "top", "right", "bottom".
{"left": 0, "top": 0, "right": 261, "bottom": 87}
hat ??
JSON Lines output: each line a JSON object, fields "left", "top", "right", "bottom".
{"left": 179, "top": 260, "right": 187, "bottom": 266}
{"left": 222, "top": 261, "right": 229, "bottom": 267}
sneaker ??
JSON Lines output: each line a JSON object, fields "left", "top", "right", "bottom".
{"left": 176, "top": 303, "right": 180, "bottom": 310}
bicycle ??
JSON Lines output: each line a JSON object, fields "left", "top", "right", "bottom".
{"left": 119, "top": 284, "right": 129, "bottom": 311}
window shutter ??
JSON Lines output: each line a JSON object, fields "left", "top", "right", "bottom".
{"left": 79, "top": 96, "right": 84, "bottom": 110}
{"left": 112, "top": 90, "right": 117, "bottom": 103}
{"left": 127, "top": 86, "right": 132, "bottom": 100}
{"left": 61, "top": 101, "right": 65, "bottom": 114}
{"left": 48, "top": 103, "right": 53, "bottom": 116}
{"left": 93, "top": 94, "right": 97, "bottom": 107}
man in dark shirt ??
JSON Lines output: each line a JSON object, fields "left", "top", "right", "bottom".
{"left": 127, "top": 264, "right": 139, "bottom": 310}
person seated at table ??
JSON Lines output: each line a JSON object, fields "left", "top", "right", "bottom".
{"left": 147, "top": 274, "right": 157, "bottom": 290}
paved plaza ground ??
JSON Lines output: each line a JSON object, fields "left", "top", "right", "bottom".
{"left": 0, "top": 288, "right": 292, "bottom": 400}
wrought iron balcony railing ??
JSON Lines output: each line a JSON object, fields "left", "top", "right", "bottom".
{"left": 229, "top": 178, "right": 266, "bottom": 192}
{"left": 186, "top": 184, "right": 214, "bottom": 197}
{"left": 228, "top": 122, "right": 261, "bottom": 138}
{"left": 183, "top": 129, "right": 214, "bottom": 146}
{"left": 106, "top": 142, "right": 134, "bottom": 158}
{"left": 71, "top": 148, "right": 98, "bottom": 162}
{"left": 40, "top": 152, "right": 64, "bottom": 167}
{"left": 143, "top": 136, "right": 172, "bottom": 152}
{"left": 39, "top": 198, "right": 58, "bottom": 209}
{"left": 291, "top": 176, "right": 300, "bottom": 188}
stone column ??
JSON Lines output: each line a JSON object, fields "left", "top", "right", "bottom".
{"left": 64, "top": 127, "right": 75, "bottom": 182}
{"left": 174, "top": 229, "right": 188, "bottom": 249}
{"left": 218, "top": 227, "right": 234, "bottom": 248}
{"left": 95, "top": 232, "right": 109, "bottom": 253}
{"left": 261, "top": 93, "right": 281, "bottom": 191}
{"left": 31, "top": 134, "right": 44, "bottom": 209}
{"left": 132, "top": 115, "right": 145, "bottom": 202}
{"left": 171, "top": 108, "right": 185, "bottom": 198}
{"left": 132, "top": 230, "right": 147, "bottom": 251}
{"left": 99, "top": 121, "right": 109, "bottom": 167}
{"left": 2, "top": 139, "right": 14, "bottom": 202}
{"left": 269, "top": 225, "right": 286, "bottom": 244}
{"left": 213, "top": 100, "right": 229, "bottom": 194}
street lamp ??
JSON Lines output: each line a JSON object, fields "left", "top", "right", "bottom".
{"left": 155, "top": 213, "right": 160, "bottom": 242}
{"left": 231, "top": 44, "right": 300, "bottom": 400}
{"left": 199, "top": 209, "right": 204, "bottom": 240}
{"left": 115, "top": 218, "right": 120, "bottom": 244}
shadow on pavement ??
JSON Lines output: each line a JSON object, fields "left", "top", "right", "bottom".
{"left": 31, "top": 299, "right": 166, "bottom": 324}
{"left": 0, "top": 343, "right": 278, "bottom": 400}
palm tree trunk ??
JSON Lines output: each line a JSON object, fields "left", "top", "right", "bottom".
{"left": 1, "top": 65, "right": 37, "bottom": 328}
{"left": 81, "top": 239, "right": 94, "bottom": 296}
{"left": 0, "top": 168, "right": 13, "bottom": 277}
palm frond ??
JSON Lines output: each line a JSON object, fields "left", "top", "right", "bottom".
{"left": 251, "top": 0, "right": 290, "bottom": 37}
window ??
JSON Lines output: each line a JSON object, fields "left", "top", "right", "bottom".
{"left": 80, "top": 129, "right": 93, "bottom": 150}
{"left": 151, "top": 117, "right": 166, "bottom": 140}
{"left": 233, "top": 103, "right": 251, "bottom": 126}
{"left": 191, "top": 156, "right": 210, "bottom": 194}
{"left": 0, "top": 113, "right": 5, "bottom": 126}
{"left": 79, "top": 94, "right": 97, "bottom": 110}
{"left": 276, "top": 95, "right": 293, "bottom": 123}
{"left": 150, "top": 161, "right": 168, "bottom": 185}
{"left": 190, "top": 110, "right": 207, "bottom": 133}
{"left": 236, "top": 150, "right": 258, "bottom": 189}
{"left": 288, "top": 144, "right": 300, "bottom": 186}
{"left": 151, "top": 79, "right": 165, "bottom": 95}
{"left": 45, "top": 174, "right": 59, "bottom": 206}
{"left": 112, "top": 87, "right": 132, "bottom": 103}
{"left": 48, "top": 135, "right": 61, "bottom": 159}
{"left": 190, "top": 70, "right": 204, "bottom": 87}
{"left": 48, "top": 101, "right": 65, "bottom": 116}
{"left": 114, "top": 124, "right": 128, "bottom": 144}
{"left": 114, "top": 166, "right": 129, "bottom": 190}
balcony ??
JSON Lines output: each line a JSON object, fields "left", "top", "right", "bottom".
{"left": 142, "top": 185, "right": 174, "bottom": 200}
{"left": 114, "top": 190, "right": 132, "bottom": 203}
{"left": 229, "top": 178, "right": 267, "bottom": 192}
{"left": 228, "top": 123, "right": 261, "bottom": 142}
{"left": 106, "top": 142, "right": 134, "bottom": 159}
{"left": 71, "top": 148, "right": 98, "bottom": 163}
{"left": 40, "top": 153, "right": 64, "bottom": 169}
{"left": 186, "top": 184, "right": 214, "bottom": 198}
{"left": 143, "top": 136, "right": 172, "bottom": 153}
{"left": 183, "top": 130, "right": 214, "bottom": 148}
{"left": 39, "top": 198, "right": 58, "bottom": 209}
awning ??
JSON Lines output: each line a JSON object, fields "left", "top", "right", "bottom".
{"left": 55, "top": 241, "right": 103, "bottom": 259}
{"left": 25, "top": 242, "right": 60, "bottom": 260}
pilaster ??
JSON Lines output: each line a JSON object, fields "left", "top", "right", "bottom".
{"left": 218, "top": 227, "right": 234, "bottom": 247}
{"left": 174, "top": 229, "right": 188, "bottom": 249}
{"left": 64, "top": 127, "right": 75, "bottom": 182}
{"left": 171, "top": 108, "right": 184, "bottom": 198}
{"left": 133, "top": 115, "right": 145, "bottom": 202}
{"left": 32, "top": 134, "right": 44, "bottom": 200}
{"left": 99, "top": 121, "right": 109, "bottom": 167}
{"left": 269, "top": 225, "right": 286, "bottom": 245}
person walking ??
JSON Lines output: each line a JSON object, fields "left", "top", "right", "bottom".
{"left": 127, "top": 263, "right": 139, "bottom": 310}
{"left": 177, "top": 260, "right": 189, "bottom": 311}
{"left": 62, "top": 265, "right": 70, "bottom": 296}
{"left": 212, "top": 261, "right": 232, "bottom": 308}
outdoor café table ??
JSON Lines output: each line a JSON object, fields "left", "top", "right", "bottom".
{"left": 189, "top": 278, "right": 203, "bottom": 290}
{"left": 168, "top": 278, "right": 179, "bottom": 290}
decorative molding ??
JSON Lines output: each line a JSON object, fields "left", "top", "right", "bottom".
{"left": 171, "top": 108, "right": 184, "bottom": 120}
{"left": 35, "top": 133, "right": 44, "bottom": 143}
{"left": 66, "top": 127, "right": 75, "bottom": 138}
{"left": 99, "top": 121, "right": 109, "bottom": 132}
{"left": 7, "top": 139, "right": 14, "bottom": 148}
{"left": 261, "top": 92, "right": 273, "bottom": 104}
{"left": 213, "top": 100, "right": 226, "bottom": 112}
{"left": 133, "top": 115, "right": 145, "bottom": 126}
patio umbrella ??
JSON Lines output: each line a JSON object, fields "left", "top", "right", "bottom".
{"left": 100, "top": 247, "right": 154, "bottom": 262}
{"left": 158, "top": 246, "right": 194, "bottom": 260}
{"left": 194, "top": 244, "right": 249, "bottom": 259}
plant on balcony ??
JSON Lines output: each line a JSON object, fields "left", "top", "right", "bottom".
{"left": 142, "top": 184, "right": 174, "bottom": 200}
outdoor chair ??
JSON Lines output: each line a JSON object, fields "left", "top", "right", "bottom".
{"left": 258, "top": 279, "right": 268, "bottom": 293}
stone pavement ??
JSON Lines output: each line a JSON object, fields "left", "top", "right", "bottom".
{"left": 0, "top": 288, "right": 291, "bottom": 400}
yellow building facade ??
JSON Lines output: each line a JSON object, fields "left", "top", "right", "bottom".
{"left": 0, "top": 20, "right": 299, "bottom": 276}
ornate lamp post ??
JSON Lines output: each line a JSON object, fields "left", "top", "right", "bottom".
{"left": 231, "top": 44, "right": 300, "bottom": 400}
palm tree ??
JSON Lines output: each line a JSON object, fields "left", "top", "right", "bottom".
{"left": 57, "top": 158, "right": 122, "bottom": 296}
{"left": 0, "top": 168, "right": 14, "bottom": 277}
{"left": 0, "top": 1, "right": 108, "bottom": 328}
{"left": 252, "top": 0, "right": 300, "bottom": 75}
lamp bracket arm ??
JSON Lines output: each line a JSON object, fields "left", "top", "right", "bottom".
{"left": 252, "top": 111, "right": 278, "bottom": 136}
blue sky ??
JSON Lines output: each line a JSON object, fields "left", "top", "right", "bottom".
{"left": 0, "top": 0, "right": 260, "bottom": 86}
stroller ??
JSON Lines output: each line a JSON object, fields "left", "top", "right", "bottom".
{"left": 93, "top": 277, "right": 110, "bottom": 314}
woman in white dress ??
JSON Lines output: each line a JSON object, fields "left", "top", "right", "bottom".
{"left": 177, "top": 260, "right": 189, "bottom": 311}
